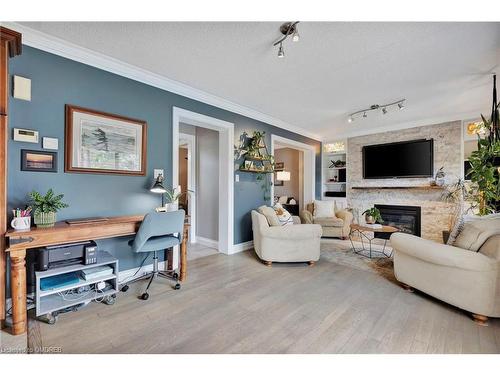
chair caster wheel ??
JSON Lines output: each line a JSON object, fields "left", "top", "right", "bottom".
{"left": 140, "top": 293, "right": 149, "bottom": 300}
{"left": 173, "top": 272, "right": 179, "bottom": 280}
{"left": 174, "top": 283, "right": 181, "bottom": 290}
{"left": 120, "top": 285, "right": 129, "bottom": 292}
{"left": 102, "top": 295, "right": 116, "bottom": 305}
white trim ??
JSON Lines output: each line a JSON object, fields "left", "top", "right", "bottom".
{"left": 2, "top": 22, "right": 321, "bottom": 142}
{"left": 232, "top": 241, "right": 254, "bottom": 254}
{"left": 195, "top": 236, "right": 219, "bottom": 249}
{"left": 270, "top": 135, "right": 316, "bottom": 207}
{"left": 172, "top": 107, "right": 235, "bottom": 255}
{"left": 179, "top": 132, "right": 196, "bottom": 242}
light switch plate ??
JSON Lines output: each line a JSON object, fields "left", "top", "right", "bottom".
{"left": 154, "top": 169, "right": 164, "bottom": 179}
{"left": 13, "top": 75, "right": 31, "bottom": 101}
{"left": 43, "top": 137, "right": 59, "bottom": 150}
{"left": 235, "top": 174, "right": 239, "bottom": 182}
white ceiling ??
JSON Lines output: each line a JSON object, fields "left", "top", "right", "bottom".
{"left": 19, "top": 22, "right": 500, "bottom": 140}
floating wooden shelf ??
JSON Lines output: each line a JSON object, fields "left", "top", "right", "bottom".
{"left": 239, "top": 168, "right": 274, "bottom": 174}
{"left": 351, "top": 185, "right": 445, "bottom": 190}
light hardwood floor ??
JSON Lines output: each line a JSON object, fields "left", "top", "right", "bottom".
{"left": 30, "top": 250, "right": 500, "bottom": 354}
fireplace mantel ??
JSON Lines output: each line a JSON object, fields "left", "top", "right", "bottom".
{"left": 351, "top": 186, "right": 445, "bottom": 191}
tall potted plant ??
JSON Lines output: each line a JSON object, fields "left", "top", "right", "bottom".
{"left": 467, "top": 74, "right": 500, "bottom": 215}
{"left": 29, "top": 188, "right": 69, "bottom": 227}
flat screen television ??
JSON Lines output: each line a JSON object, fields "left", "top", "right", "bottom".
{"left": 362, "top": 139, "right": 434, "bottom": 179}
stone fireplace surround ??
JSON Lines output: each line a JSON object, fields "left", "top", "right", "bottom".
{"left": 346, "top": 121, "right": 461, "bottom": 243}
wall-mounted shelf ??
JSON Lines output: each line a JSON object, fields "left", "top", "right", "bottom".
{"left": 351, "top": 186, "right": 445, "bottom": 190}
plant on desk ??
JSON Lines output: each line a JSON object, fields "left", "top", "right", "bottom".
{"left": 29, "top": 188, "right": 69, "bottom": 227}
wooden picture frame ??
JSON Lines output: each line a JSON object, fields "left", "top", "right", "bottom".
{"left": 21, "top": 149, "right": 57, "bottom": 172}
{"left": 65, "top": 105, "right": 147, "bottom": 176}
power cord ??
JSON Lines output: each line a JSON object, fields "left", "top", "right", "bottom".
{"left": 120, "top": 253, "right": 151, "bottom": 292}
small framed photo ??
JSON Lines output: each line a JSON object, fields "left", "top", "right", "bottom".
{"left": 21, "top": 149, "right": 58, "bottom": 172}
{"left": 275, "top": 162, "right": 284, "bottom": 171}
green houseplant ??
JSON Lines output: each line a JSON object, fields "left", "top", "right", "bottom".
{"left": 467, "top": 74, "right": 500, "bottom": 215}
{"left": 29, "top": 189, "right": 69, "bottom": 227}
{"left": 362, "top": 207, "right": 384, "bottom": 225}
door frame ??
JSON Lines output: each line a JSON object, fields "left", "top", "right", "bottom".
{"left": 270, "top": 134, "right": 316, "bottom": 208}
{"left": 178, "top": 132, "right": 196, "bottom": 242}
{"left": 172, "top": 107, "right": 235, "bottom": 254}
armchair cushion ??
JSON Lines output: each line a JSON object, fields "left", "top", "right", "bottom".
{"left": 391, "top": 232, "right": 498, "bottom": 272}
{"left": 313, "top": 217, "right": 344, "bottom": 227}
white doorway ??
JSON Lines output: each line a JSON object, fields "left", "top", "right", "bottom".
{"left": 178, "top": 133, "right": 196, "bottom": 242}
{"left": 172, "top": 107, "right": 235, "bottom": 255}
{"left": 270, "top": 135, "right": 316, "bottom": 209}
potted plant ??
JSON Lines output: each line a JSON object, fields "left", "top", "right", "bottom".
{"left": 362, "top": 207, "right": 384, "bottom": 224}
{"left": 164, "top": 186, "right": 187, "bottom": 212}
{"left": 467, "top": 74, "right": 500, "bottom": 215}
{"left": 29, "top": 189, "right": 69, "bottom": 228}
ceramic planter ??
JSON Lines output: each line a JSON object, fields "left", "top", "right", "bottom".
{"left": 365, "top": 214, "right": 375, "bottom": 224}
{"left": 34, "top": 211, "right": 56, "bottom": 228}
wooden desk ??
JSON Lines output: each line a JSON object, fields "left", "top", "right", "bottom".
{"left": 4, "top": 214, "right": 190, "bottom": 336}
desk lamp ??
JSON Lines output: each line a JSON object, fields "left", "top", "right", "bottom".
{"left": 150, "top": 173, "right": 167, "bottom": 206}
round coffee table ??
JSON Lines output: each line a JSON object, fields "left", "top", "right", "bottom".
{"left": 349, "top": 223, "right": 399, "bottom": 258}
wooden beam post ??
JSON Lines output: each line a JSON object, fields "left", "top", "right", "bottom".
{"left": 0, "top": 26, "right": 22, "bottom": 326}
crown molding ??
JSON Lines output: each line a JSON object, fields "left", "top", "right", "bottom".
{"left": 2, "top": 22, "right": 322, "bottom": 141}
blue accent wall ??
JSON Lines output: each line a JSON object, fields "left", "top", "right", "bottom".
{"left": 8, "top": 46, "right": 321, "bottom": 271}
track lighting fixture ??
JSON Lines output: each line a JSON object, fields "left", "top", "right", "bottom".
{"left": 278, "top": 42, "right": 285, "bottom": 58}
{"left": 347, "top": 99, "right": 406, "bottom": 123}
{"left": 273, "top": 21, "right": 300, "bottom": 58}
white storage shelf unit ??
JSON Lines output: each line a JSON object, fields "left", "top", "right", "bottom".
{"left": 322, "top": 141, "right": 347, "bottom": 207}
{"left": 35, "top": 251, "right": 118, "bottom": 317}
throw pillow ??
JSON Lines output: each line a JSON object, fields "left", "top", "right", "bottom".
{"left": 453, "top": 218, "right": 500, "bottom": 252}
{"left": 313, "top": 200, "right": 336, "bottom": 218}
{"left": 257, "top": 205, "right": 281, "bottom": 226}
{"left": 273, "top": 203, "right": 294, "bottom": 226}
{"left": 278, "top": 196, "right": 288, "bottom": 204}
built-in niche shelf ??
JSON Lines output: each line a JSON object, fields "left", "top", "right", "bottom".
{"left": 351, "top": 186, "right": 445, "bottom": 190}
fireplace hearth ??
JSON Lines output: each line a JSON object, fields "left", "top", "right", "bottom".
{"left": 374, "top": 204, "right": 421, "bottom": 240}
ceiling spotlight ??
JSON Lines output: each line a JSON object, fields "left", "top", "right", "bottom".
{"left": 273, "top": 21, "right": 300, "bottom": 58}
{"left": 278, "top": 43, "right": 285, "bottom": 58}
{"left": 348, "top": 99, "right": 406, "bottom": 124}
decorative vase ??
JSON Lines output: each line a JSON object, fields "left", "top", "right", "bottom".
{"left": 365, "top": 214, "right": 375, "bottom": 224}
{"left": 165, "top": 202, "right": 179, "bottom": 212}
{"left": 34, "top": 211, "right": 56, "bottom": 228}
{"left": 435, "top": 177, "right": 445, "bottom": 186}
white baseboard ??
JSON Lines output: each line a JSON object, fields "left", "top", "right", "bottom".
{"left": 231, "top": 240, "right": 253, "bottom": 254}
{"left": 195, "top": 236, "right": 219, "bottom": 249}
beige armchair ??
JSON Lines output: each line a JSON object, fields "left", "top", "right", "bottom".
{"left": 300, "top": 203, "right": 353, "bottom": 239}
{"left": 251, "top": 210, "right": 322, "bottom": 266}
{"left": 392, "top": 232, "right": 500, "bottom": 325}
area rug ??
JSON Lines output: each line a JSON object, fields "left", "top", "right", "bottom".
{"left": 320, "top": 238, "right": 396, "bottom": 282}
